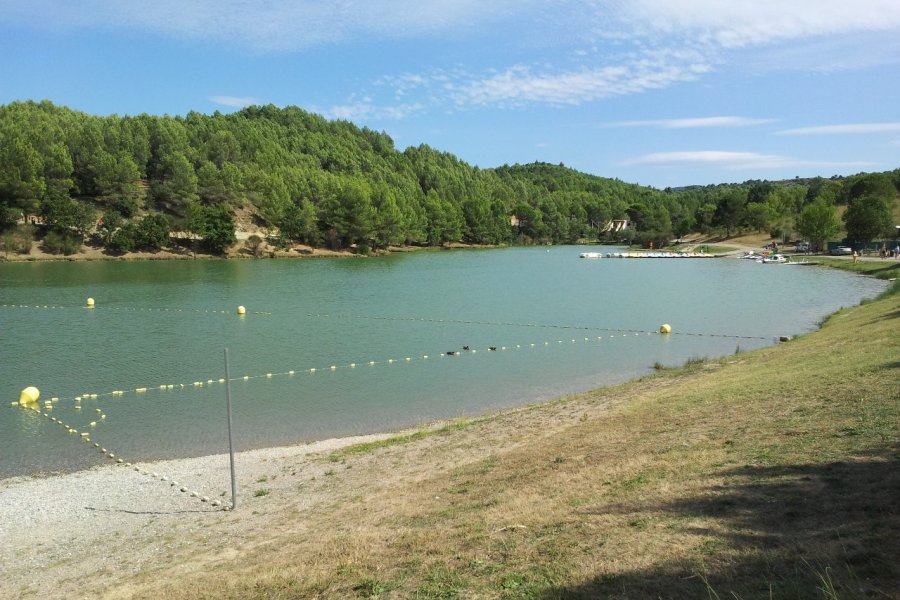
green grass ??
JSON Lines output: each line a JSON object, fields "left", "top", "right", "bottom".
{"left": 330, "top": 418, "right": 474, "bottom": 458}
{"left": 816, "top": 256, "right": 900, "bottom": 282}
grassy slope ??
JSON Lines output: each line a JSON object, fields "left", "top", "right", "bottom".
{"left": 125, "top": 272, "right": 898, "bottom": 600}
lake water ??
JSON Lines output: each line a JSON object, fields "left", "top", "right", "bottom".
{"left": 0, "top": 247, "right": 887, "bottom": 478}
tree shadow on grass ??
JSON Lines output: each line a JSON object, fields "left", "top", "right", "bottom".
{"left": 544, "top": 446, "right": 900, "bottom": 599}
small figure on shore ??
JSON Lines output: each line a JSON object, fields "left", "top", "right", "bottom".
{"left": 852, "top": 250, "right": 859, "bottom": 263}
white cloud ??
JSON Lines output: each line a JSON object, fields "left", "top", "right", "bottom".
{"left": 618, "top": 0, "right": 900, "bottom": 48}
{"left": 452, "top": 60, "right": 711, "bottom": 107}
{"left": 776, "top": 123, "right": 900, "bottom": 136}
{"left": 610, "top": 116, "right": 774, "bottom": 128}
{"left": 12, "top": 0, "right": 900, "bottom": 52}
{"left": 623, "top": 150, "right": 874, "bottom": 170}
{"left": 5, "top": 0, "right": 547, "bottom": 51}
{"left": 323, "top": 100, "right": 425, "bottom": 121}
{"left": 626, "top": 151, "right": 791, "bottom": 168}
{"left": 7, "top": 0, "right": 900, "bottom": 114}
{"left": 209, "top": 96, "right": 261, "bottom": 108}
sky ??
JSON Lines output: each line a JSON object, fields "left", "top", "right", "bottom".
{"left": 1, "top": 0, "right": 899, "bottom": 188}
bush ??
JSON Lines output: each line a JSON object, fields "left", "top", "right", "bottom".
{"left": 105, "top": 214, "right": 171, "bottom": 253}
{"left": 632, "top": 230, "right": 672, "bottom": 249}
{"left": 245, "top": 234, "right": 264, "bottom": 257}
{"left": 1, "top": 224, "right": 34, "bottom": 255}
{"left": 107, "top": 226, "right": 137, "bottom": 254}
{"left": 190, "top": 203, "right": 236, "bottom": 254}
{"left": 133, "top": 213, "right": 170, "bottom": 250}
{"left": 112, "top": 197, "right": 139, "bottom": 218}
{"left": 42, "top": 229, "right": 82, "bottom": 255}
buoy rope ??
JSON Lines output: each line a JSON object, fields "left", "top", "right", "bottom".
{"left": 16, "top": 406, "right": 225, "bottom": 508}
{"left": 15, "top": 330, "right": 665, "bottom": 408}
{"left": 307, "top": 313, "right": 774, "bottom": 341}
{"left": 0, "top": 303, "right": 271, "bottom": 316}
{"left": 1, "top": 303, "right": 767, "bottom": 340}
{"left": 9, "top": 332, "right": 654, "bottom": 508}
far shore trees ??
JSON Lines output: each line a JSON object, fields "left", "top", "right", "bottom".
{"left": 796, "top": 199, "right": 841, "bottom": 250}
{"left": 842, "top": 174, "right": 895, "bottom": 247}
{"left": 1, "top": 101, "right": 898, "bottom": 256}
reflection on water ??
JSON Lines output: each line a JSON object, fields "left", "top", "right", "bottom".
{"left": 0, "top": 247, "right": 886, "bottom": 478}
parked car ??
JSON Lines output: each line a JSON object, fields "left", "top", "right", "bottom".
{"left": 795, "top": 242, "right": 810, "bottom": 252}
{"left": 832, "top": 246, "right": 853, "bottom": 255}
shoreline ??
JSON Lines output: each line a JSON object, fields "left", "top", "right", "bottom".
{"left": 1, "top": 282, "right": 896, "bottom": 598}
{"left": 0, "top": 237, "right": 504, "bottom": 263}
{"left": 2, "top": 253, "right": 895, "bottom": 598}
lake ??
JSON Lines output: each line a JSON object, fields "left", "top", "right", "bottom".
{"left": 0, "top": 247, "right": 887, "bottom": 478}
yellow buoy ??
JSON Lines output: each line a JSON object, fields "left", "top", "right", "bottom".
{"left": 19, "top": 386, "right": 40, "bottom": 405}
{"left": 237, "top": 305, "right": 246, "bottom": 315}
{"left": 86, "top": 297, "right": 95, "bottom": 308}
{"left": 659, "top": 323, "right": 672, "bottom": 334}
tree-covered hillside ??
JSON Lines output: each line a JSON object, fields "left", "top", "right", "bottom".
{"left": 0, "top": 100, "right": 897, "bottom": 256}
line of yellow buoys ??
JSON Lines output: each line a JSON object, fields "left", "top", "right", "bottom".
{"left": 13, "top": 386, "right": 226, "bottom": 508}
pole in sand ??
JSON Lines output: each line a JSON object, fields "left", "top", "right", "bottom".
{"left": 224, "top": 348, "right": 238, "bottom": 510}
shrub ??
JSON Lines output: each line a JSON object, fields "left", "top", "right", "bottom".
{"left": 107, "top": 226, "right": 137, "bottom": 253}
{"left": 1, "top": 224, "right": 34, "bottom": 255}
{"left": 133, "top": 213, "right": 170, "bottom": 250}
{"left": 105, "top": 214, "right": 171, "bottom": 254}
{"left": 245, "top": 234, "right": 264, "bottom": 257}
{"left": 42, "top": 229, "right": 82, "bottom": 255}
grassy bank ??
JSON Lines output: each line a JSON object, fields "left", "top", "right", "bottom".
{"left": 816, "top": 256, "right": 900, "bottom": 283}
{"left": 107, "top": 282, "right": 898, "bottom": 599}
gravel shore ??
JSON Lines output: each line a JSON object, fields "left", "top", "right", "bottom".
{"left": 0, "top": 432, "right": 393, "bottom": 599}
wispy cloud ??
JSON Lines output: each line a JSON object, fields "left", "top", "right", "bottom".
{"left": 449, "top": 59, "right": 711, "bottom": 107}
{"left": 209, "top": 96, "right": 261, "bottom": 108}
{"left": 6, "top": 0, "right": 900, "bottom": 114}
{"left": 609, "top": 116, "right": 774, "bottom": 128}
{"left": 5, "top": 0, "right": 546, "bottom": 51}
{"left": 776, "top": 122, "right": 900, "bottom": 135}
{"left": 10, "top": 0, "right": 900, "bottom": 52}
{"left": 322, "top": 99, "right": 425, "bottom": 121}
{"left": 619, "top": 0, "right": 900, "bottom": 49}
{"left": 622, "top": 150, "right": 874, "bottom": 170}
{"left": 625, "top": 151, "right": 791, "bottom": 168}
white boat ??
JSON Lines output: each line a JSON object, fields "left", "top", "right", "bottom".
{"left": 579, "top": 252, "right": 603, "bottom": 259}
{"left": 757, "top": 254, "right": 788, "bottom": 264}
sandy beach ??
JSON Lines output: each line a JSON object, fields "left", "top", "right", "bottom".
{"left": 0, "top": 431, "right": 400, "bottom": 598}
{"left": 0, "top": 381, "right": 628, "bottom": 599}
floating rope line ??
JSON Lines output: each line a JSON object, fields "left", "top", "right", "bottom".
{"left": 15, "top": 404, "right": 225, "bottom": 508}
{"left": 15, "top": 330, "right": 671, "bottom": 410}
{"left": 0, "top": 303, "right": 271, "bottom": 316}
{"left": 10, "top": 332, "right": 660, "bottom": 507}
{"left": 8, "top": 322, "right": 769, "bottom": 502}
{"left": 307, "top": 313, "right": 774, "bottom": 341}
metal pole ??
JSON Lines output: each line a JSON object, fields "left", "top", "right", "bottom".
{"left": 224, "top": 348, "right": 237, "bottom": 510}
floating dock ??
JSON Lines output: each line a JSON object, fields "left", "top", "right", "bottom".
{"left": 580, "top": 251, "right": 715, "bottom": 259}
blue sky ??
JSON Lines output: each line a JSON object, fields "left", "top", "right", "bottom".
{"left": 1, "top": 0, "right": 899, "bottom": 188}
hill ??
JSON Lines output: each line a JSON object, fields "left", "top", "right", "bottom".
{"left": 1, "top": 100, "right": 898, "bottom": 258}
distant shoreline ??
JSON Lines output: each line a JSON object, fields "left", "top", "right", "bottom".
{"left": 0, "top": 240, "right": 505, "bottom": 263}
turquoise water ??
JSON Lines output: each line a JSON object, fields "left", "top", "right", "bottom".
{"left": 0, "top": 247, "right": 886, "bottom": 478}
